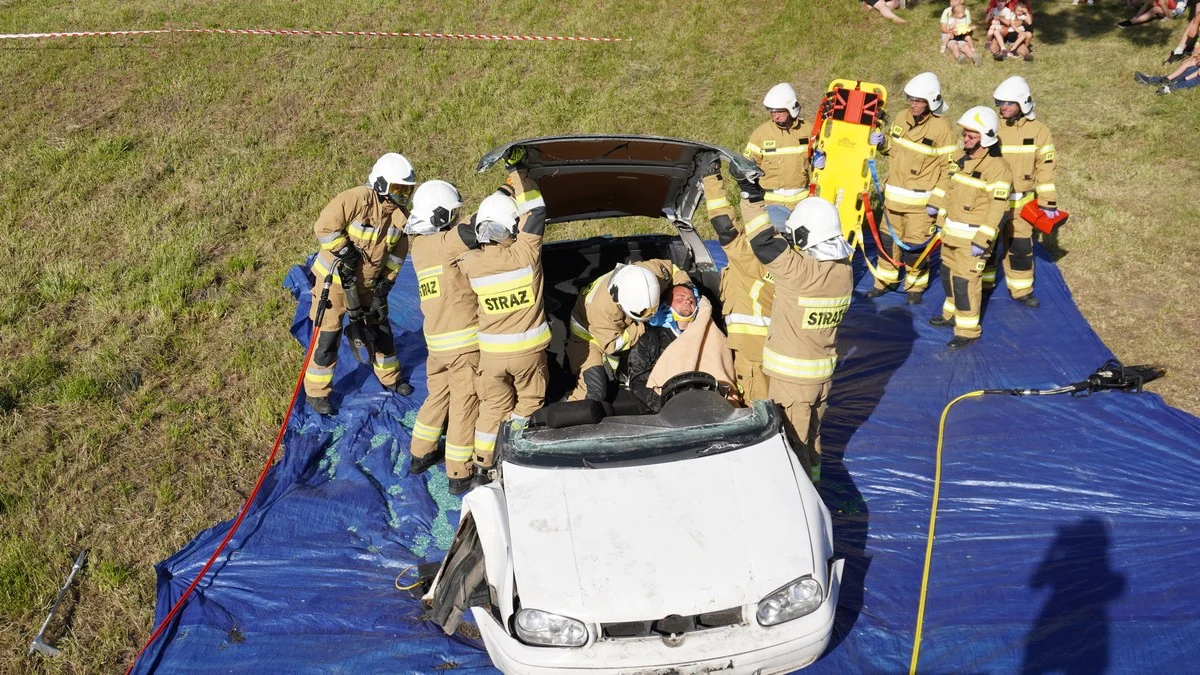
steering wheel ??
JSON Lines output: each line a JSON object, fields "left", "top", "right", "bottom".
{"left": 660, "top": 371, "right": 721, "bottom": 405}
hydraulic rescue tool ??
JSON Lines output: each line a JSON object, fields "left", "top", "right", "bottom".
{"left": 337, "top": 253, "right": 414, "bottom": 395}
{"left": 910, "top": 359, "right": 1166, "bottom": 674}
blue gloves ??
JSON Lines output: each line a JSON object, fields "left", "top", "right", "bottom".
{"left": 869, "top": 131, "right": 885, "bottom": 146}
{"left": 926, "top": 205, "right": 939, "bottom": 217}
{"left": 1040, "top": 208, "right": 1059, "bottom": 219}
{"left": 970, "top": 244, "right": 986, "bottom": 257}
{"left": 812, "top": 150, "right": 827, "bottom": 170}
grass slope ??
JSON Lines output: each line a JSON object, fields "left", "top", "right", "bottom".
{"left": 1, "top": 0, "right": 1197, "bottom": 671}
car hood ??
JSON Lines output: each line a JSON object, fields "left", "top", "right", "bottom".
{"left": 502, "top": 436, "right": 816, "bottom": 624}
{"left": 476, "top": 135, "right": 762, "bottom": 225}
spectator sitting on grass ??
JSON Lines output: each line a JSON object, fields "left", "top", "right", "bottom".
{"left": 943, "top": 0, "right": 983, "bottom": 65}
{"left": 1134, "top": 52, "right": 1200, "bottom": 93}
{"left": 1165, "top": 4, "right": 1199, "bottom": 62}
{"left": 1119, "top": 0, "right": 1189, "bottom": 27}
{"left": 863, "top": 0, "right": 908, "bottom": 24}
{"left": 987, "top": 0, "right": 1033, "bottom": 60}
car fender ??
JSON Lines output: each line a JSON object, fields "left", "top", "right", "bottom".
{"left": 460, "top": 483, "right": 517, "bottom": 626}
{"left": 781, "top": 433, "right": 837, "bottom": 591}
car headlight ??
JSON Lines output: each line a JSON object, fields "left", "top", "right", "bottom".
{"left": 756, "top": 576, "right": 824, "bottom": 626}
{"left": 514, "top": 608, "right": 589, "bottom": 647}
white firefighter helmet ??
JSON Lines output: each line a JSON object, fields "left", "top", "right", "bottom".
{"left": 405, "top": 180, "right": 462, "bottom": 235}
{"left": 609, "top": 264, "right": 662, "bottom": 323}
{"left": 762, "top": 83, "right": 801, "bottom": 119}
{"left": 993, "top": 76, "right": 1036, "bottom": 119}
{"left": 903, "top": 72, "right": 949, "bottom": 116}
{"left": 785, "top": 197, "right": 842, "bottom": 248}
{"left": 957, "top": 106, "right": 1000, "bottom": 147}
{"left": 369, "top": 153, "right": 417, "bottom": 206}
{"left": 474, "top": 192, "right": 520, "bottom": 243}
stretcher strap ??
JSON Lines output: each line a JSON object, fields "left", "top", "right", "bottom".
{"left": 867, "top": 159, "right": 939, "bottom": 252}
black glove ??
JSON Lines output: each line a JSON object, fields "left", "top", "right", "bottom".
{"left": 334, "top": 244, "right": 361, "bottom": 276}
{"left": 369, "top": 278, "right": 393, "bottom": 322}
{"left": 702, "top": 154, "right": 722, "bottom": 178}
{"left": 736, "top": 176, "right": 766, "bottom": 204}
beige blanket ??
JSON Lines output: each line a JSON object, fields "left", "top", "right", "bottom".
{"left": 646, "top": 297, "right": 737, "bottom": 396}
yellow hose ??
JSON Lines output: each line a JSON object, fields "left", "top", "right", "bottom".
{"left": 909, "top": 390, "right": 986, "bottom": 675}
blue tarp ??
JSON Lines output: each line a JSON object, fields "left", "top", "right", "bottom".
{"left": 137, "top": 241, "right": 1200, "bottom": 674}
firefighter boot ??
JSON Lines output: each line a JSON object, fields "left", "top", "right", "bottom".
{"left": 408, "top": 448, "right": 445, "bottom": 476}
{"left": 307, "top": 395, "right": 336, "bottom": 416}
{"left": 385, "top": 380, "right": 415, "bottom": 396}
{"left": 448, "top": 475, "right": 473, "bottom": 496}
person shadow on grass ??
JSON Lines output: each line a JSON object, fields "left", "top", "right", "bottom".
{"left": 1021, "top": 517, "right": 1127, "bottom": 675}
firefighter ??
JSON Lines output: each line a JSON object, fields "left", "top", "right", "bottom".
{"left": 457, "top": 161, "right": 548, "bottom": 485}
{"left": 744, "top": 83, "right": 818, "bottom": 230}
{"left": 305, "top": 153, "right": 415, "bottom": 416}
{"left": 988, "top": 76, "right": 1057, "bottom": 308}
{"left": 742, "top": 180, "right": 854, "bottom": 484}
{"left": 566, "top": 259, "right": 692, "bottom": 402}
{"left": 867, "top": 72, "right": 957, "bottom": 305}
{"left": 700, "top": 167, "right": 775, "bottom": 403}
{"left": 927, "top": 106, "right": 1014, "bottom": 349}
{"left": 406, "top": 180, "right": 478, "bottom": 495}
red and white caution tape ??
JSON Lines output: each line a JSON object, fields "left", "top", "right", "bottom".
{"left": 0, "top": 28, "right": 627, "bottom": 42}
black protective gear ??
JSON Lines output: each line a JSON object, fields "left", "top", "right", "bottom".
{"left": 369, "top": 278, "right": 394, "bottom": 323}
{"left": 333, "top": 244, "right": 361, "bottom": 279}
{"left": 702, "top": 154, "right": 722, "bottom": 178}
{"left": 447, "top": 476, "right": 473, "bottom": 495}
{"left": 929, "top": 315, "right": 955, "bottom": 328}
{"left": 307, "top": 395, "right": 336, "bottom": 416}
{"left": 385, "top": 380, "right": 415, "bottom": 396}
{"left": 408, "top": 448, "right": 445, "bottom": 475}
{"left": 735, "top": 176, "right": 766, "bottom": 204}
{"left": 947, "top": 335, "right": 978, "bottom": 350}
{"left": 620, "top": 326, "right": 677, "bottom": 413}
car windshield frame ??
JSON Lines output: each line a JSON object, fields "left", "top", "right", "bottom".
{"left": 499, "top": 399, "right": 783, "bottom": 469}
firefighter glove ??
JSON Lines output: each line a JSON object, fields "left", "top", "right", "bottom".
{"left": 736, "top": 176, "right": 766, "bottom": 204}
{"left": 334, "top": 244, "right": 361, "bottom": 273}
{"left": 926, "top": 206, "right": 940, "bottom": 217}
{"left": 970, "top": 244, "right": 986, "bottom": 257}
{"left": 369, "top": 279, "right": 393, "bottom": 322}
{"left": 702, "top": 154, "right": 721, "bottom": 178}
{"left": 869, "top": 131, "right": 885, "bottom": 146}
{"left": 812, "top": 150, "right": 827, "bottom": 170}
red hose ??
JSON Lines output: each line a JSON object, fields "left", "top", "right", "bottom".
{"left": 126, "top": 320, "right": 321, "bottom": 674}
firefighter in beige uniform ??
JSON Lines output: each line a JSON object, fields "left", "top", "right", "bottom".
{"left": 405, "top": 180, "right": 478, "bottom": 495}
{"left": 700, "top": 171, "right": 775, "bottom": 403}
{"left": 927, "top": 106, "right": 1013, "bottom": 349}
{"left": 745, "top": 83, "right": 813, "bottom": 230}
{"left": 566, "top": 259, "right": 692, "bottom": 402}
{"left": 457, "top": 167, "right": 549, "bottom": 481}
{"left": 988, "top": 76, "right": 1058, "bottom": 308}
{"left": 305, "top": 153, "right": 415, "bottom": 416}
{"left": 867, "top": 72, "right": 957, "bottom": 304}
{"left": 744, "top": 182, "right": 854, "bottom": 483}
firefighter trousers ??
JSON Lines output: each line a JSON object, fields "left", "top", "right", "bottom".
{"left": 473, "top": 350, "right": 548, "bottom": 467}
{"left": 565, "top": 336, "right": 612, "bottom": 402}
{"left": 770, "top": 378, "right": 832, "bottom": 482}
{"left": 732, "top": 348, "right": 769, "bottom": 404}
{"left": 412, "top": 350, "right": 480, "bottom": 480}
{"left": 873, "top": 209, "right": 935, "bottom": 292}
{"left": 304, "top": 281, "right": 402, "bottom": 399}
{"left": 983, "top": 209, "right": 1035, "bottom": 299}
{"left": 939, "top": 242, "right": 987, "bottom": 339}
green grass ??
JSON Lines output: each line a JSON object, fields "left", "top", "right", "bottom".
{"left": 1, "top": 0, "right": 1198, "bottom": 670}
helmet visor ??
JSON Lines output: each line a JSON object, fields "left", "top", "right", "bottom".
{"left": 388, "top": 183, "right": 414, "bottom": 203}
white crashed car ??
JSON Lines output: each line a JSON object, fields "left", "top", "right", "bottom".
{"left": 424, "top": 136, "right": 842, "bottom": 674}
{"left": 426, "top": 389, "right": 842, "bottom": 675}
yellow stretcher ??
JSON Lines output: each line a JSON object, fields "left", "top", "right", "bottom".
{"left": 807, "top": 79, "right": 888, "bottom": 244}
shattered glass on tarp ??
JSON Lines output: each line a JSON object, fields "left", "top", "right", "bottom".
{"left": 138, "top": 242, "right": 1200, "bottom": 673}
